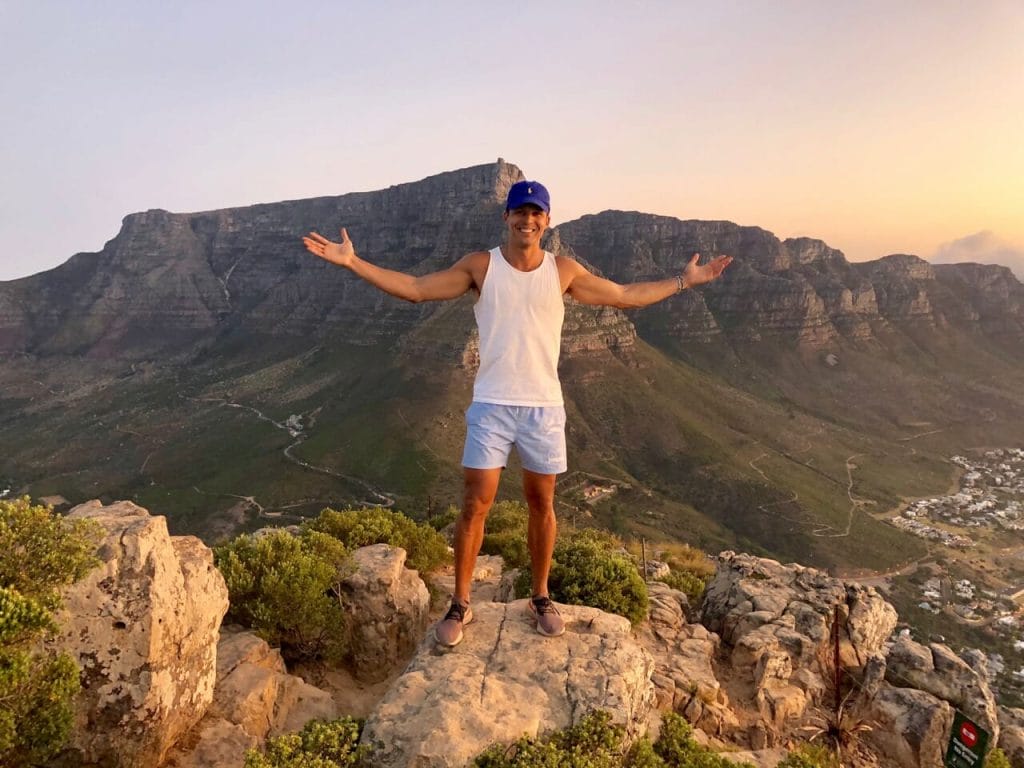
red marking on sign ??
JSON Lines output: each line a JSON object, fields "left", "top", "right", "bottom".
{"left": 960, "top": 722, "right": 978, "bottom": 748}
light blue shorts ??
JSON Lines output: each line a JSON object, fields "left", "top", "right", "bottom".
{"left": 462, "top": 402, "right": 568, "bottom": 475}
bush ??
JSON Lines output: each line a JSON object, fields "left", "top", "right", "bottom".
{"left": 245, "top": 717, "right": 365, "bottom": 767}
{"left": 308, "top": 507, "right": 450, "bottom": 573}
{"left": 652, "top": 712, "right": 749, "bottom": 767}
{"left": 475, "top": 710, "right": 627, "bottom": 768}
{"left": 516, "top": 529, "right": 649, "bottom": 625}
{"left": 215, "top": 530, "right": 352, "bottom": 663}
{"left": 655, "top": 570, "right": 711, "bottom": 607}
{"left": 474, "top": 710, "right": 751, "bottom": 767}
{"left": 0, "top": 497, "right": 101, "bottom": 611}
{"left": 0, "top": 498, "right": 101, "bottom": 767}
{"left": 777, "top": 743, "right": 839, "bottom": 768}
{"left": 480, "top": 502, "right": 530, "bottom": 569}
{"left": 986, "top": 748, "right": 1011, "bottom": 768}
{"left": 426, "top": 505, "right": 459, "bottom": 532}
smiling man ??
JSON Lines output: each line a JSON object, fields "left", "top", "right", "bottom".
{"left": 303, "top": 180, "right": 732, "bottom": 646}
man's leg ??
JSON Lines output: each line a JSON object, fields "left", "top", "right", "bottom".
{"left": 523, "top": 469, "right": 565, "bottom": 637}
{"left": 453, "top": 467, "right": 502, "bottom": 604}
{"left": 523, "top": 469, "right": 557, "bottom": 597}
{"left": 435, "top": 467, "right": 501, "bottom": 647}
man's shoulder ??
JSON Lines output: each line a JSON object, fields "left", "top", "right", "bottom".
{"left": 554, "top": 253, "right": 585, "bottom": 274}
{"left": 459, "top": 249, "right": 492, "bottom": 271}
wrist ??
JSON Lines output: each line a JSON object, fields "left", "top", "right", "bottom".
{"left": 675, "top": 274, "right": 687, "bottom": 293}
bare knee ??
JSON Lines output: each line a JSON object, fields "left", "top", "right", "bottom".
{"left": 522, "top": 471, "right": 556, "bottom": 517}
{"left": 462, "top": 470, "right": 499, "bottom": 525}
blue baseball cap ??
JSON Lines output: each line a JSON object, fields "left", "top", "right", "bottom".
{"left": 506, "top": 180, "right": 550, "bottom": 212}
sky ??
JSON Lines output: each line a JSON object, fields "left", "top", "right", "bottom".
{"left": 1, "top": 1, "right": 1022, "bottom": 281}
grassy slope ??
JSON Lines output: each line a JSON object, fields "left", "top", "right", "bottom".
{"left": 3, "top": 314, "right": 1022, "bottom": 574}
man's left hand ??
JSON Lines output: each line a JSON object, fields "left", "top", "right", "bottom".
{"left": 682, "top": 253, "right": 733, "bottom": 289}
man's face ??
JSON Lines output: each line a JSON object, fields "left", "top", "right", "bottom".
{"left": 504, "top": 204, "right": 550, "bottom": 246}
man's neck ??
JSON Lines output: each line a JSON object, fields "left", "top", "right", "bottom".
{"left": 501, "top": 241, "right": 545, "bottom": 272}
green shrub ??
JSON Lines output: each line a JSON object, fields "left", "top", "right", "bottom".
{"left": 623, "top": 737, "right": 662, "bottom": 768}
{"left": 986, "top": 748, "right": 1011, "bottom": 768}
{"left": 655, "top": 570, "right": 711, "bottom": 606}
{"left": 426, "top": 505, "right": 459, "bottom": 532}
{"left": 0, "top": 498, "right": 101, "bottom": 767}
{"left": 245, "top": 717, "right": 365, "bottom": 767}
{"left": 777, "top": 743, "right": 839, "bottom": 768}
{"left": 474, "top": 710, "right": 751, "bottom": 767}
{"left": 215, "top": 530, "right": 352, "bottom": 663}
{"left": 308, "top": 507, "right": 450, "bottom": 573}
{"left": 0, "top": 497, "right": 101, "bottom": 611}
{"left": 480, "top": 502, "right": 530, "bottom": 569}
{"left": 516, "top": 529, "right": 649, "bottom": 625}
{"left": 475, "top": 710, "right": 627, "bottom": 767}
{"left": 652, "top": 712, "right": 749, "bottom": 767}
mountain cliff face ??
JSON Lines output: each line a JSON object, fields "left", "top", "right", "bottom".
{"left": 555, "top": 213, "right": 1024, "bottom": 353}
{"left": 0, "top": 161, "right": 641, "bottom": 363}
{"left": 3, "top": 160, "right": 1022, "bottom": 362}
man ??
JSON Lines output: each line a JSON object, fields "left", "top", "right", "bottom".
{"left": 302, "top": 180, "right": 731, "bottom": 646}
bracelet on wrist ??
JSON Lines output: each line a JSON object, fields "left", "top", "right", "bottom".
{"left": 675, "top": 274, "right": 685, "bottom": 293}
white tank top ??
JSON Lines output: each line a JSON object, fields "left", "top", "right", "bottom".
{"left": 472, "top": 247, "right": 565, "bottom": 406}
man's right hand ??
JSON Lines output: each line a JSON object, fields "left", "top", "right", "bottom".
{"left": 303, "top": 228, "right": 356, "bottom": 268}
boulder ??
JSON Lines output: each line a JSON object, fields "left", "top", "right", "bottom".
{"left": 701, "top": 551, "right": 896, "bottom": 733}
{"left": 166, "top": 629, "right": 339, "bottom": 768}
{"left": 863, "top": 684, "right": 953, "bottom": 768}
{"left": 360, "top": 600, "right": 656, "bottom": 767}
{"left": 165, "top": 719, "right": 256, "bottom": 768}
{"left": 998, "top": 706, "right": 1024, "bottom": 768}
{"left": 885, "top": 636, "right": 999, "bottom": 745}
{"left": 340, "top": 544, "right": 431, "bottom": 683}
{"left": 50, "top": 500, "right": 228, "bottom": 768}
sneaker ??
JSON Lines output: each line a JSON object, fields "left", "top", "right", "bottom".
{"left": 434, "top": 599, "right": 473, "bottom": 647}
{"left": 528, "top": 595, "right": 565, "bottom": 637}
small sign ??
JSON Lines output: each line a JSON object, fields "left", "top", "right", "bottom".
{"left": 944, "top": 712, "right": 990, "bottom": 768}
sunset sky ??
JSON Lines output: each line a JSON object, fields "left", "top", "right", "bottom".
{"left": 2, "top": 1, "right": 1022, "bottom": 281}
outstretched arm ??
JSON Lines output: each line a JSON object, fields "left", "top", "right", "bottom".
{"left": 564, "top": 253, "right": 733, "bottom": 309}
{"left": 302, "top": 228, "right": 476, "bottom": 303}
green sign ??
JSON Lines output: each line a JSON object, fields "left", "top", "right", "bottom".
{"left": 945, "top": 711, "right": 990, "bottom": 768}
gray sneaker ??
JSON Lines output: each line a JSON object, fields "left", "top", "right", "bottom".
{"left": 434, "top": 599, "right": 473, "bottom": 647}
{"left": 528, "top": 595, "right": 565, "bottom": 637}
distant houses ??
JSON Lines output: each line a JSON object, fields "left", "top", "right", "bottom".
{"left": 889, "top": 448, "right": 1024, "bottom": 547}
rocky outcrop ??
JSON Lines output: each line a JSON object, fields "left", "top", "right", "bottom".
{"left": 166, "top": 629, "right": 338, "bottom": 768}
{"left": 700, "top": 552, "right": 896, "bottom": 740}
{"left": 863, "top": 685, "right": 954, "bottom": 768}
{"left": 884, "top": 636, "right": 999, "bottom": 745}
{"left": 36, "top": 497, "right": 1024, "bottom": 768}
{"left": 339, "top": 543, "right": 431, "bottom": 683}
{"left": 639, "top": 582, "right": 739, "bottom": 736}
{"left": 50, "top": 500, "right": 229, "bottom": 768}
{"left": 359, "top": 600, "right": 656, "bottom": 768}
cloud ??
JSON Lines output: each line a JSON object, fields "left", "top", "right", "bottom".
{"left": 930, "top": 231, "right": 1024, "bottom": 280}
